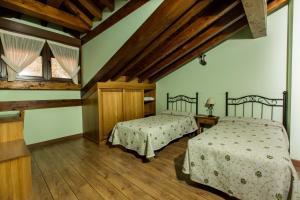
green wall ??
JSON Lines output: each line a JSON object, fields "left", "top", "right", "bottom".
{"left": 0, "top": 91, "right": 82, "bottom": 145}
{"left": 157, "top": 6, "right": 288, "bottom": 118}
{"left": 157, "top": 5, "right": 298, "bottom": 157}
{"left": 0, "top": 18, "right": 83, "bottom": 145}
{"left": 81, "top": 0, "right": 163, "bottom": 86}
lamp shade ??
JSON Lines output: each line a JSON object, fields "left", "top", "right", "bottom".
{"left": 205, "top": 97, "right": 214, "bottom": 107}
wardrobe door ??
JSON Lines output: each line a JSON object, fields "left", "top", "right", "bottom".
{"left": 99, "top": 89, "right": 123, "bottom": 141}
{"left": 123, "top": 89, "right": 144, "bottom": 121}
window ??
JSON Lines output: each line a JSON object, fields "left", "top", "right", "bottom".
{"left": 51, "top": 58, "right": 71, "bottom": 79}
{"left": 0, "top": 41, "right": 80, "bottom": 83}
{"left": 18, "top": 56, "right": 43, "bottom": 77}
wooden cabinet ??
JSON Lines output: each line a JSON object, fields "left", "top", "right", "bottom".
{"left": 82, "top": 81, "right": 156, "bottom": 143}
{"left": 100, "top": 89, "right": 123, "bottom": 140}
{"left": 123, "top": 89, "right": 144, "bottom": 121}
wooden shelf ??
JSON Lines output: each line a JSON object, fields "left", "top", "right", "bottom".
{"left": 144, "top": 100, "right": 155, "bottom": 103}
{"left": 144, "top": 89, "right": 156, "bottom": 117}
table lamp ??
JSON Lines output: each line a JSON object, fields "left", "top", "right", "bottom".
{"left": 205, "top": 97, "right": 214, "bottom": 117}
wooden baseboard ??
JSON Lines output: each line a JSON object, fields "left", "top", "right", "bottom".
{"left": 292, "top": 159, "right": 300, "bottom": 168}
{"left": 27, "top": 133, "right": 82, "bottom": 150}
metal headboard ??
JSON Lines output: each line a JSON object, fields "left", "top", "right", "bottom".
{"left": 167, "top": 93, "right": 199, "bottom": 115}
{"left": 225, "top": 91, "right": 288, "bottom": 130}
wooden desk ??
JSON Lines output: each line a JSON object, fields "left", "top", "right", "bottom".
{"left": 195, "top": 115, "right": 219, "bottom": 134}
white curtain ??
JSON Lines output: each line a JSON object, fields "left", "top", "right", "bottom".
{"left": 0, "top": 30, "right": 45, "bottom": 81}
{"left": 47, "top": 41, "right": 80, "bottom": 84}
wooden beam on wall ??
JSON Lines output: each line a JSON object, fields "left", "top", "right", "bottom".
{"left": 0, "top": 81, "right": 81, "bottom": 90}
{"left": 113, "top": 0, "right": 213, "bottom": 80}
{"left": 82, "top": 0, "right": 199, "bottom": 95}
{"left": 127, "top": 0, "right": 241, "bottom": 80}
{"left": 149, "top": 0, "right": 288, "bottom": 82}
{"left": 241, "top": 0, "right": 267, "bottom": 38}
{"left": 0, "top": 18, "right": 81, "bottom": 47}
{"left": 0, "top": 99, "right": 82, "bottom": 112}
{"left": 0, "top": 0, "right": 90, "bottom": 32}
{"left": 81, "top": 0, "right": 149, "bottom": 45}
{"left": 77, "top": 0, "right": 102, "bottom": 20}
{"left": 140, "top": 4, "right": 245, "bottom": 81}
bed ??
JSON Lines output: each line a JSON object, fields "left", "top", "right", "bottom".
{"left": 182, "top": 92, "right": 300, "bottom": 200}
{"left": 109, "top": 93, "right": 199, "bottom": 158}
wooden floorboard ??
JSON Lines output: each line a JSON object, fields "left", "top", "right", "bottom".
{"left": 30, "top": 136, "right": 300, "bottom": 200}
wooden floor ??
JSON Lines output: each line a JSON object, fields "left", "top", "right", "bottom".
{"left": 30, "top": 136, "right": 299, "bottom": 200}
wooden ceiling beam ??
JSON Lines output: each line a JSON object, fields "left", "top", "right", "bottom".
{"left": 149, "top": 18, "right": 248, "bottom": 82}
{"left": 0, "top": 17, "right": 81, "bottom": 47}
{"left": 126, "top": 0, "right": 241, "bottom": 81}
{"left": 98, "top": 0, "right": 115, "bottom": 11}
{"left": 149, "top": 0, "right": 288, "bottom": 82}
{"left": 241, "top": 0, "right": 267, "bottom": 38}
{"left": 267, "top": 0, "right": 288, "bottom": 14}
{"left": 113, "top": 0, "right": 213, "bottom": 81}
{"left": 140, "top": 4, "right": 245, "bottom": 81}
{"left": 0, "top": 0, "right": 90, "bottom": 32}
{"left": 82, "top": 0, "right": 199, "bottom": 95}
{"left": 78, "top": 0, "right": 102, "bottom": 20}
{"left": 82, "top": 0, "right": 148, "bottom": 45}
{"left": 99, "top": 0, "right": 199, "bottom": 82}
{"left": 47, "top": 0, "right": 65, "bottom": 8}
{"left": 63, "top": 0, "right": 93, "bottom": 27}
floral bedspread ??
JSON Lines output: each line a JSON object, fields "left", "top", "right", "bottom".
{"left": 109, "top": 112, "right": 198, "bottom": 158}
{"left": 183, "top": 117, "right": 300, "bottom": 200}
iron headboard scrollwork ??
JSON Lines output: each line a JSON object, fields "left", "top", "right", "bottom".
{"left": 167, "top": 93, "right": 199, "bottom": 115}
{"left": 225, "top": 91, "right": 288, "bottom": 130}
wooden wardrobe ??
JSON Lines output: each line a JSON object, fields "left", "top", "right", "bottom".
{"left": 82, "top": 81, "right": 156, "bottom": 143}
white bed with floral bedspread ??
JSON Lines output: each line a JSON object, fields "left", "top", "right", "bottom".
{"left": 109, "top": 111, "right": 198, "bottom": 158}
{"left": 183, "top": 117, "right": 300, "bottom": 200}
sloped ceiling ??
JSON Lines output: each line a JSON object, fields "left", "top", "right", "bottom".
{"left": 82, "top": 0, "right": 287, "bottom": 95}
{"left": 0, "top": 0, "right": 116, "bottom": 33}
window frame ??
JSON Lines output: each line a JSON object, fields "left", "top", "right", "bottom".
{"left": 0, "top": 40, "right": 80, "bottom": 84}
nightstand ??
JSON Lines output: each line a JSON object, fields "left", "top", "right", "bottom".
{"left": 195, "top": 115, "right": 219, "bottom": 134}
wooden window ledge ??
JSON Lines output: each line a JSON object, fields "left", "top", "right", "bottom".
{"left": 0, "top": 80, "right": 81, "bottom": 90}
